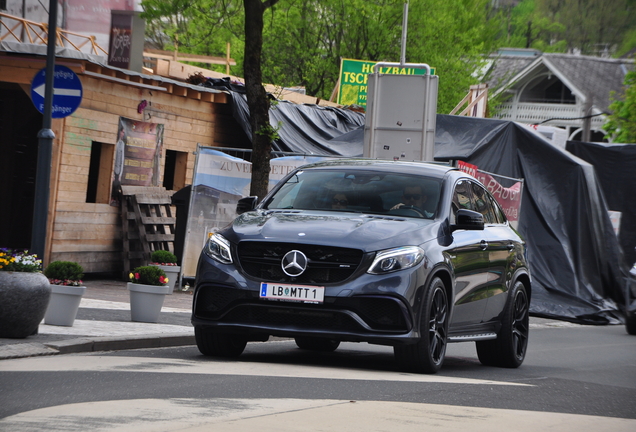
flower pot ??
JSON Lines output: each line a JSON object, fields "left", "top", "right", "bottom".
{"left": 127, "top": 282, "right": 171, "bottom": 323}
{"left": 44, "top": 285, "right": 86, "bottom": 326}
{"left": 150, "top": 265, "right": 181, "bottom": 294}
{"left": 0, "top": 272, "right": 51, "bottom": 338}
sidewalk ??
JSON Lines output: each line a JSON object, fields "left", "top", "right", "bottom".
{"left": 0, "top": 280, "right": 586, "bottom": 361}
{"left": 0, "top": 279, "right": 195, "bottom": 360}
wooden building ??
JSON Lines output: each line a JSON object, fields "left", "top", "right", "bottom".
{"left": 0, "top": 46, "right": 255, "bottom": 274}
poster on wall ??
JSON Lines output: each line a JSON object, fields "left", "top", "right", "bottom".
{"left": 111, "top": 117, "right": 164, "bottom": 206}
{"left": 180, "top": 148, "right": 331, "bottom": 278}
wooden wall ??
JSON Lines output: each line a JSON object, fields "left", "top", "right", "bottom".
{"left": 49, "top": 73, "right": 229, "bottom": 273}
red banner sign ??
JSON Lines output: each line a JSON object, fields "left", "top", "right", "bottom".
{"left": 457, "top": 161, "right": 522, "bottom": 223}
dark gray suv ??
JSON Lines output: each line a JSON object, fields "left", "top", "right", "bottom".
{"left": 192, "top": 159, "right": 531, "bottom": 373}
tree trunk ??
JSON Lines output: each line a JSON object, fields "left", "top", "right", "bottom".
{"left": 243, "top": 0, "right": 279, "bottom": 201}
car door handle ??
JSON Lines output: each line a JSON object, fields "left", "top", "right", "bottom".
{"left": 480, "top": 240, "right": 489, "bottom": 250}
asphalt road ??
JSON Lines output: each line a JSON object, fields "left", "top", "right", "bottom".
{"left": 0, "top": 323, "right": 635, "bottom": 431}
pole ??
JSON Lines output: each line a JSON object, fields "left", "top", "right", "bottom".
{"left": 400, "top": 2, "right": 409, "bottom": 65}
{"left": 31, "top": 0, "right": 58, "bottom": 261}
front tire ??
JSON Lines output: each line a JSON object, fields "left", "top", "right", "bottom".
{"left": 295, "top": 337, "right": 340, "bottom": 352}
{"left": 394, "top": 277, "right": 448, "bottom": 374}
{"left": 476, "top": 280, "right": 529, "bottom": 368}
{"left": 626, "top": 312, "right": 636, "bottom": 335}
{"left": 195, "top": 326, "right": 247, "bottom": 357}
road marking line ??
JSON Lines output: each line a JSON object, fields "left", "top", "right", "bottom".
{"left": 0, "top": 355, "right": 530, "bottom": 386}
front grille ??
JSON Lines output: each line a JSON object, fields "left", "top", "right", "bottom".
{"left": 195, "top": 287, "right": 412, "bottom": 333}
{"left": 237, "top": 241, "right": 363, "bottom": 284}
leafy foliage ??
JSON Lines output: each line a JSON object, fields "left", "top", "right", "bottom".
{"left": 130, "top": 266, "right": 169, "bottom": 286}
{"left": 150, "top": 250, "right": 178, "bottom": 264}
{"left": 44, "top": 261, "right": 84, "bottom": 283}
{"left": 502, "top": 0, "right": 636, "bottom": 56}
{"left": 604, "top": 69, "right": 636, "bottom": 143}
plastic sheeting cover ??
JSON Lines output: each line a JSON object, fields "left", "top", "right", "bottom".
{"left": 222, "top": 91, "right": 626, "bottom": 324}
{"left": 435, "top": 116, "right": 626, "bottom": 324}
{"left": 566, "top": 141, "right": 636, "bottom": 268}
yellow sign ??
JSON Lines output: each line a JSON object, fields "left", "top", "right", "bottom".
{"left": 337, "top": 58, "right": 435, "bottom": 107}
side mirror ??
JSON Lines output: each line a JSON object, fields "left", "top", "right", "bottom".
{"left": 236, "top": 196, "right": 258, "bottom": 215}
{"left": 452, "top": 209, "right": 484, "bottom": 231}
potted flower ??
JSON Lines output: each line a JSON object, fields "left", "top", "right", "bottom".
{"left": 128, "top": 265, "right": 172, "bottom": 323}
{"left": 0, "top": 248, "right": 50, "bottom": 338}
{"left": 149, "top": 250, "right": 180, "bottom": 294}
{"left": 43, "top": 261, "right": 86, "bottom": 327}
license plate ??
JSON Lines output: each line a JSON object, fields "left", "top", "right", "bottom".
{"left": 260, "top": 282, "right": 325, "bottom": 304}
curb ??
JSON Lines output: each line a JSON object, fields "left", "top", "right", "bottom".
{"left": 0, "top": 333, "right": 195, "bottom": 360}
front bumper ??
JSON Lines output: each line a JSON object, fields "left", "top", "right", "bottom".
{"left": 192, "top": 254, "right": 425, "bottom": 345}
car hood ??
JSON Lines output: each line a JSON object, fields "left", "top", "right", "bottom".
{"left": 223, "top": 210, "right": 442, "bottom": 252}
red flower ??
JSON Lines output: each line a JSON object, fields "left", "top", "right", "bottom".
{"left": 159, "top": 275, "right": 167, "bottom": 284}
{"left": 135, "top": 273, "right": 140, "bottom": 280}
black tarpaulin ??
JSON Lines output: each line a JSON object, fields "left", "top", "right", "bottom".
{"left": 227, "top": 92, "right": 365, "bottom": 156}
{"left": 566, "top": 141, "right": 636, "bottom": 268}
{"left": 222, "top": 91, "right": 626, "bottom": 324}
{"left": 435, "top": 116, "right": 626, "bottom": 324}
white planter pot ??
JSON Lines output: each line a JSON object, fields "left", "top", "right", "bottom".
{"left": 127, "top": 282, "right": 171, "bottom": 323}
{"left": 151, "top": 265, "right": 181, "bottom": 294}
{"left": 44, "top": 285, "right": 86, "bottom": 327}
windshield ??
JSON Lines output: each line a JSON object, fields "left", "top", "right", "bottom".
{"left": 264, "top": 168, "right": 442, "bottom": 219}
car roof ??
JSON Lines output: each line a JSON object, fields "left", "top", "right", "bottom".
{"left": 295, "top": 158, "right": 458, "bottom": 178}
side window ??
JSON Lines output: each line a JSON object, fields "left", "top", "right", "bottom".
{"left": 488, "top": 193, "right": 507, "bottom": 224}
{"left": 471, "top": 183, "right": 496, "bottom": 224}
{"left": 451, "top": 180, "right": 473, "bottom": 224}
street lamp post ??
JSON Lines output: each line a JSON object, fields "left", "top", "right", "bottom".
{"left": 30, "top": 0, "right": 58, "bottom": 261}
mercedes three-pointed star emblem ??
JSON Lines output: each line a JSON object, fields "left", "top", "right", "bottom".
{"left": 281, "top": 250, "right": 308, "bottom": 277}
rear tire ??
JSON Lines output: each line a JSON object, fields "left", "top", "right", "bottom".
{"left": 394, "top": 277, "right": 448, "bottom": 374}
{"left": 295, "top": 337, "right": 340, "bottom": 352}
{"left": 195, "top": 326, "right": 247, "bottom": 357}
{"left": 476, "top": 280, "right": 529, "bottom": 368}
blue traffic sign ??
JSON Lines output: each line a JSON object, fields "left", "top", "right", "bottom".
{"left": 31, "top": 65, "right": 83, "bottom": 118}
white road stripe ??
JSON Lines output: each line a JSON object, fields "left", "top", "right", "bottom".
{"left": 0, "top": 353, "right": 529, "bottom": 386}
{"left": 0, "top": 398, "right": 634, "bottom": 432}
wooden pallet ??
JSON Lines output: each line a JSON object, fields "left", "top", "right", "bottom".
{"left": 121, "top": 186, "right": 176, "bottom": 278}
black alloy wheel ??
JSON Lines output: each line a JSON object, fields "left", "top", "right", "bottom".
{"left": 476, "top": 280, "right": 529, "bottom": 368}
{"left": 394, "top": 277, "right": 448, "bottom": 374}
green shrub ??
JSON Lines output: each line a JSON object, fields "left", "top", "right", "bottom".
{"left": 150, "top": 250, "right": 177, "bottom": 264}
{"left": 44, "top": 261, "right": 84, "bottom": 282}
{"left": 129, "top": 265, "right": 168, "bottom": 286}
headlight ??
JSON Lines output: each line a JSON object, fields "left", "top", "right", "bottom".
{"left": 367, "top": 246, "right": 424, "bottom": 274}
{"left": 204, "top": 233, "right": 233, "bottom": 264}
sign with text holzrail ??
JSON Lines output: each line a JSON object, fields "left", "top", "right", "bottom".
{"left": 337, "top": 58, "right": 435, "bottom": 108}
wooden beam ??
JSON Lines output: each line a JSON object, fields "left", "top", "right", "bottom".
{"left": 144, "top": 49, "right": 236, "bottom": 66}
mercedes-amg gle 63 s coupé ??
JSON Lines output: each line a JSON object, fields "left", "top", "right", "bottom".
{"left": 192, "top": 159, "right": 531, "bottom": 373}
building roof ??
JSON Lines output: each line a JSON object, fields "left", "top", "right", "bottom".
{"left": 485, "top": 51, "right": 635, "bottom": 112}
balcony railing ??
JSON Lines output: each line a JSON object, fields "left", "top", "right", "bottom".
{"left": 494, "top": 102, "right": 606, "bottom": 128}
{"left": 0, "top": 12, "right": 107, "bottom": 57}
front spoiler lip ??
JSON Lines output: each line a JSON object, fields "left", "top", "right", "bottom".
{"left": 190, "top": 316, "right": 420, "bottom": 346}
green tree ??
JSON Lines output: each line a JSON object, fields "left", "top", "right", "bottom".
{"left": 500, "top": 0, "right": 566, "bottom": 52}
{"left": 406, "top": 0, "right": 501, "bottom": 113}
{"left": 535, "top": 0, "right": 636, "bottom": 55}
{"left": 260, "top": 0, "right": 404, "bottom": 99}
{"left": 605, "top": 69, "right": 636, "bottom": 143}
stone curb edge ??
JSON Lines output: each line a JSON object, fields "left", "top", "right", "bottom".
{"left": 0, "top": 333, "right": 195, "bottom": 360}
